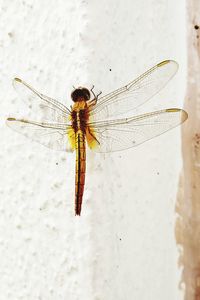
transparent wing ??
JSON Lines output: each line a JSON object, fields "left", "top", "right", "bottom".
{"left": 90, "top": 60, "right": 178, "bottom": 121}
{"left": 6, "top": 117, "right": 74, "bottom": 152}
{"left": 13, "top": 78, "right": 71, "bottom": 123}
{"left": 89, "top": 109, "right": 188, "bottom": 153}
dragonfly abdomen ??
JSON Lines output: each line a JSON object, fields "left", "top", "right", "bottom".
{"left": 75, "top": 130, "right": 86, "bottom": 216}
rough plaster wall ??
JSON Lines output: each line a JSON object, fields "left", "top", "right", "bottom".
{"left": 176, "top": 1, "right": 200, "bottom": 299}
{"left": 0, "top": 0, "right": 186, "bottom": 300}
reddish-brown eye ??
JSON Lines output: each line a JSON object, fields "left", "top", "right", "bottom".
{"left": 71, "top": 87, "right": 90, "bottom": 102}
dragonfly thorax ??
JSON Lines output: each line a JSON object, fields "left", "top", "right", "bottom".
{"left": 71, "top": 87, "right": 90, "bottom": 102}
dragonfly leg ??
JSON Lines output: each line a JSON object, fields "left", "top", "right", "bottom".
{"left": 89, "top": 86, "right": 102, "bottom": 107}
{"left": 88, "top": 127, "right": 100, "bottom": 145}
{"left": 90, "top": 85, "right": 96, "bottom": 99}
{"left": 96, "top": 90, "right": 102, "bottom": 98}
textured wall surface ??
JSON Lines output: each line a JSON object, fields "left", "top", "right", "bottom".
{"left": 0, "top": 0, "right": 186, "bottom": 299}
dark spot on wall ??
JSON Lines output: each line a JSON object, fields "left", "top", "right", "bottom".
{"left": 109, "top": 68, "right": 112, "bottom": 71}
{"left": 194, "top": 25, "right": 199, "bottom": 30}
{"left": 56, "top": 162, "right": 58, "bottom": 165}
{"left": 8, "top": 32, "right": 13, "bottom": 38}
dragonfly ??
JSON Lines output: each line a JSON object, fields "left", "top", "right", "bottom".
{"left": 7, "top": 60, "right": 188, "bottom": 216}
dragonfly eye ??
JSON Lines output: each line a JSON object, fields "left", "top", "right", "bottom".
{"left": 71, "top": 87, "right": 90, "bottom": 102}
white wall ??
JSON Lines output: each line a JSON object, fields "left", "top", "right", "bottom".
{"left": 0, "top": 0, "right": 186, "bottom": 299}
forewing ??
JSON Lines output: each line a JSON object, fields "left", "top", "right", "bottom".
{"left": 13, "top": 78, "right": 71, "bottom": 123}
{"left": 6, "top": 117, "right": 75, "bottom": 152}
{"left": 89, "top": 109, "right": 188, "bottom": 153}
{"left": 90, "top": 60, "right": 178, "bottom": 121}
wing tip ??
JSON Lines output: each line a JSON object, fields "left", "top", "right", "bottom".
{"left": 7, "top": 117, "right": 28, "bottom": 124}
{"left": 157, "top": 59, "right": 178, "bottom": 69}
{"left": 7, "top": 117, "right": 16, "bottom": 121}
{"left": 14, "top": 77, "right": 22, "bottom": 83}
{"left": 166, "top": 108, "right": 188, "bottom": 123}
{"left": 181, "top": 109, "right": 188, "bottom": 122}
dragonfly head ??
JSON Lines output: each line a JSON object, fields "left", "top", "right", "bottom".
{"left": 71, "top": 87, "right": 91, "bottom": 102}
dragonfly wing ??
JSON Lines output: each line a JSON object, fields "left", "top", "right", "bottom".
{"left": 6, "top": 117, "right": 75, "bottom": 152}
{"left": 13, "top": 78, "right": 71, "bottom": 123}
{"left": 90, "top": 60, "right": 178, "bottom": 121}
{"left": 89, "top": 108, "right": 188, "bottom": 153}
